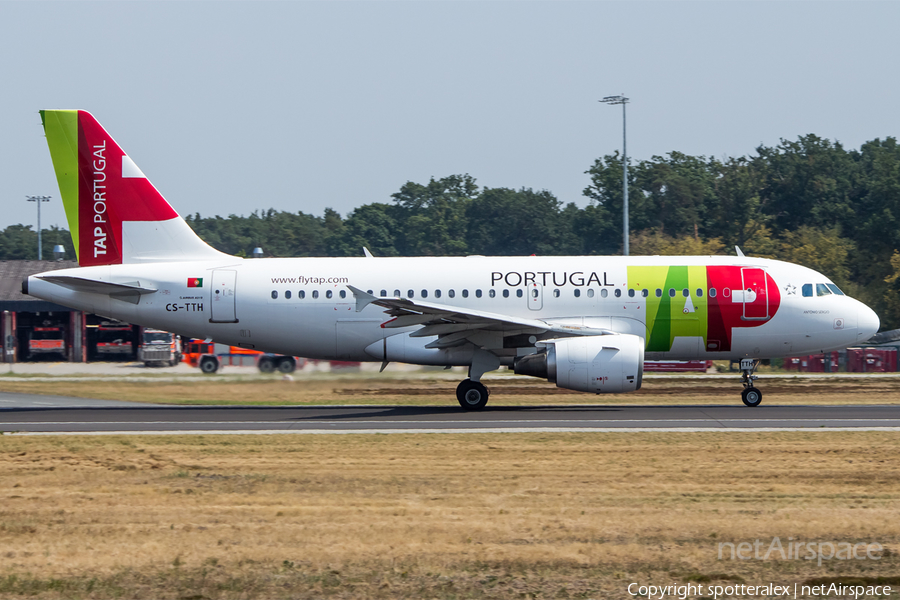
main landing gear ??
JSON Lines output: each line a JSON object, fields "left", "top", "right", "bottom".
{"left": 740, "top": 358, "right": 763, "bottom": 407}
{"left": 456, "top": 349, "right": 500, "bottom": 410}
{"left": 457, "top": 379, "right": 490, "bottom": 410}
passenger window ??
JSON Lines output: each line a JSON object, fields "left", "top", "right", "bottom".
{"left": 669, "top": 289, "right": 676, "bottom": 297}
{"left": 380, "top": 290, "right": 387, "bottom": 297}
{"left": 516, "top": 289, "right": 523, "bottom": 298}
{"left": 682, "top": 289, "right": 689, "bottom": 297}
{"left": 574, "top": 289, "right": 581, "bottom": 298}
{"left": 533, "top": 288, "right": 540, "bottom": 298}
{"left": 709, "top": 288, "right": 716, "bottom": 298}
{"left": 407, "top": 290, "right": 414, "bottom": 298}
{"left": 601, "top": 289, "right": 608, "bottom": 298}
{"left": 393, "top": 289, "right": 400, "bottom": 297}
{"left": 312, "top": 290, "right": 319, "bottom": 299}
{"left": 816, "top": 283, "right": 832, "bottom": 296}
{"left": 641, "top": 289, "right": 648, "bottom": 298}
{"left": 299, "top": 290, "right": 305, "bottom": 299}
{"left": 489, "top": 289, "right": 495, "bottom": 298}
{"left": 587, "top": 289, "right": 595, "bottom": 298}
{"left": 285, "top": 290, "right": 291, "bottom": 299}
{"left": 615, "top": 289, "right": 622, "bottom": 298}
{"left": 435, "top": 290, "right": 442, "bottom": 298}
{"left": 826, "top": 283, "right": 844, "bottom": 296}
{"left": 656, "top": 289, "right": 662, "bottom": 297}
{"left": 367, "top": 290, "right": 373, "bottom": 295}
{"left": 421, "top": 290, "right": 428, "bottom": 298}
{"left": 271, "top": 290, "right": 278, "bottom": 299}
{"left": 448, "top": 289, "right": 455, "bottom": 298}
{"left": 462, "top": 289, "right": 469, "bottom": 298}
{"left": 723, "top": 288, "right": 731, "bottom": 298}
{"left": 802, "top": 284, "right": 813, "bottom": 297}
{"left": 628, "top": 289, "right": 635, "bottom": 298}
{"left": 502, "top": 289, "right": 509, "bottom": 298}
{"left": 340, "top": 290, "right": 346, "bottom": 299}
{"left": 696, "top": 289, "right": 703, "bottom": 297}
{"left": 553, "top": 289, "right": 560, "bottom": 297}
{"left": 477, "top": 289, "right": 483, "bottom": 298}
{"left": 326, "top": 290, "right": 333, "bottom": 299}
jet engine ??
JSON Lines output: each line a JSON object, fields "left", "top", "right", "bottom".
{"left": 514, "top": 334, "right": 644, "bottom": 393}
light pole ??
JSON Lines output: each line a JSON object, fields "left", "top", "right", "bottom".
{"left": 601, "top": 95, "right": 630, "bottom": 255}
{"left": 26, "top": 195, "right": 52, "bottom": 260}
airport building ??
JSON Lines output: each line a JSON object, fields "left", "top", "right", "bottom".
{"left": 0, "top": 260, "right": 139, "bottom": 363}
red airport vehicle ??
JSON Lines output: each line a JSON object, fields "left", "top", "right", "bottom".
{"left": 94, "top": 323, "right": 134, "bottom": 357}
{"left": 26, "top": 326, "right": 66, "bottom": 359}
{"left": 182, "top": 339, "right": 303, "bottom": 374}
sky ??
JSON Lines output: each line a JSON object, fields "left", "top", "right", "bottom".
{"left": 1, "top": 1, "right": 898, "bottom": 236}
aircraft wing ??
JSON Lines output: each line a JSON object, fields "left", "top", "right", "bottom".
{"left": 348, "top": 285, "right": 610, "bottom": 349}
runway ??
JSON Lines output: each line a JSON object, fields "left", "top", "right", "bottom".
{"left": 1, "top": 393, "right": 899, "bottom": 434}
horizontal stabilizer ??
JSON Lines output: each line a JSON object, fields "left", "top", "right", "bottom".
{"left": 37, "top": 275, "right": 157, "bottom": 304}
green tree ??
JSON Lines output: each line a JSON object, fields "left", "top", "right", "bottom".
{"left": 466, "top": 187, "right": 579, "bottom": 256}
{"left": 331, "top": 203, "right": 399, "bottom": 257}
{"left": 391, "top": 175, "right": 477, "bottom": 256}
{"left": 776, "top": 226, "right": 856, "bottom": 291}
{"left": 584, "top": 152, "right": 649, "bottom": 234}
{"left": 630, "top": 229, "right": 725, "bottom": 256}
{"left": 754, "top": 135, "right": 861, "bottom": 232}
{"left": 708, "top": 157, "right": 772, "bottom": 252}
{"left": 0, "top": 224, "right": 39, "bottom": 259}
{"left": 632, "top": 151, "right": 719, "bottom": 239}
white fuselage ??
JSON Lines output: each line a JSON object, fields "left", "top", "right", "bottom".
{"left": 27, "top": 254, "right": 879, "bottom": 364}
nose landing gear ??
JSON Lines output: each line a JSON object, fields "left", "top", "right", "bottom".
{"left": 740, "top": 358, "right": 763, "bottom": 407}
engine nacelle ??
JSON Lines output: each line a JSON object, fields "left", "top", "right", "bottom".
{"left": 514, "top": 334, "right": 644, "bottom": 393}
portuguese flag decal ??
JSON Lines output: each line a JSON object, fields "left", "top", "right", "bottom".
{"left": 187, "top": 277, "right": 203, "bottom": 288}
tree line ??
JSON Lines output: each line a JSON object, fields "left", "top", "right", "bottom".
{"left": 4, "top": 134, "right": 900, "bottom": 328}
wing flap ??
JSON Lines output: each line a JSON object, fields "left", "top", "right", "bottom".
{"left": 347, "top": 285, "right": 612, "bottom": 344}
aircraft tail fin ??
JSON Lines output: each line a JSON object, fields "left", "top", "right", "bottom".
{"left": 40, "top": 110, "right": 228, "bottom": 266}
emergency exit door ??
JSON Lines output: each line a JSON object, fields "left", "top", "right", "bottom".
{"left": 210, "top": 269, "right": 238, "bottom": 323}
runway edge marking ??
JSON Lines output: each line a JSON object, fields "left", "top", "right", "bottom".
{"left": 6, "top": 427, "right": 900, "bottom": 436}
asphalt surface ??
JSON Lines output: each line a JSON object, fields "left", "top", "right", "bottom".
{"left": 1, "top": 393, "right": 899, "bottom": 433}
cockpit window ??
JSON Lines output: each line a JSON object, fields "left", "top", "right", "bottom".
{"left": 816, "top": 283, "right": 832, "bottom": 296}
{"left": 802, "top": 284, "right": 813, "bottom": 297}
{"left": 826, "top": 283, "right": 844, "bottom": 296}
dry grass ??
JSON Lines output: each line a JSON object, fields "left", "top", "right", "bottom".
{"left": 2, "top": 373, "right": 900, "bottom": 406}
{"left": 1, "top": 432, "right": 899, "bottom": 598}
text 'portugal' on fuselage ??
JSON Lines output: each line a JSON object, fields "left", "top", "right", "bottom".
{"left": 25, "top": 110, "right": 880, "bottom": 409}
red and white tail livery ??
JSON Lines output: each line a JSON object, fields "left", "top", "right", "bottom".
{"left": 41, "top": 110, "right": 226, "bottom": 265}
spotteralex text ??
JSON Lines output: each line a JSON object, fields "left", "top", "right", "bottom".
{"left": 627, "top": 582, "right": 893, "bottom": 599}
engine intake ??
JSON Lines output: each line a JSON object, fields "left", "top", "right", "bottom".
{"left": 514, "top": 334, "right": 644, "bottom": 393}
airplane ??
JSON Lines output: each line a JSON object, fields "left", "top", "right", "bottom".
{"left": 24, "top": 110, "right": 881, "bottom": 409}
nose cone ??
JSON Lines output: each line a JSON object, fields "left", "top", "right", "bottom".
{"left": 858, "top": 303, "right": 880, "bottom": 342}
